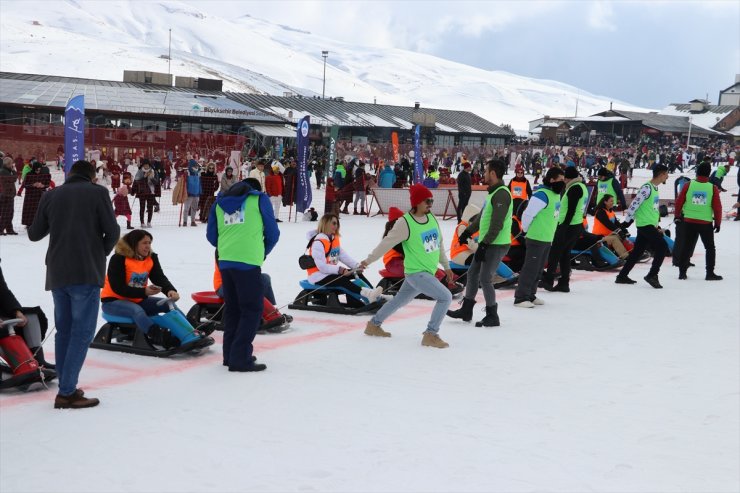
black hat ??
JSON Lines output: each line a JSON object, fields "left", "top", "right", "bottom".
{"left": 564, "top": 167, "right": 579, "bottom": 179}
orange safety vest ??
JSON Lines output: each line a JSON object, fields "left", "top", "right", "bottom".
{"left": 306, "top": 235, "right": 341, "bottom": 276}
{"left": 213, "top": 260, "right": 222, "bottom": 292}
{"left": 592, "top": 209, "right": 616, "bottom": 236}
{"left": 101, "top": 256, "right": 154, "bottom": 303}
{"left": 511, "top": 216, "right": 523, "bottom": 246}
{"left": 509, "top": 179, "right": 529, "bottom": 201}
{"left": 450, "top": 220, "right": 479, "bottom": 258}
{"left": 383, "top": 248, "right": 403, "bottom": 267}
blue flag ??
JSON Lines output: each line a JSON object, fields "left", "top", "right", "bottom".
{"left": 295, "top": 116, "right": 312, "bottom": 213}
{"left": 413, "top": 124, "right": 423, "bottom": 184}
{"left": 64, "top": 95, "right": 85, "bottom": 174}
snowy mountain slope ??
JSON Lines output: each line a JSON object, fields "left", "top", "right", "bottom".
{"left": 0, "top": 0, "right": 651, "bottom": 130}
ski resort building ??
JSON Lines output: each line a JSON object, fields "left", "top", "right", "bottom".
{"left": 0, "top": 71, "right": 513, "bottom": 162}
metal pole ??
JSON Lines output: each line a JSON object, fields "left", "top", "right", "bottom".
{"left": 168, "top": 29, "right": 172, "bottom": 75}
{"left": 686, "top": 116, "right": 692, "bottom": 148}
{"left": 321, "top": 51, "right": 329, "bottom": 98}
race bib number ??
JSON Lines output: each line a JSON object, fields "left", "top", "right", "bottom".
{"left": 223, "top": 205, "right": 245, "bottom": 226}
{"left": 652, "top": 195, "right": 660, "bottom": 211}
{"left": 128, "top": 271, "right": 149, "bottom": 288}
{"left": 328, "top": 246, "right": 340, "bottom": 265}
{"left": 421, "top": 228, "right": 440, "bottom": 254}
{"left": 553, "top": 202, "right": 561, "bottom": 219}
{"left": 598, "top": 183, "right": 607, "bottom": 194}
{"left": 691, "top": 191, "right": 707, "bottom": 206}
{"left": 513, "top": 186, "right": 523, "bottom": 196}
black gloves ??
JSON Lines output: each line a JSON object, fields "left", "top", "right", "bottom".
{"left": 458, "top": 230, "right": 471, "bottom": 245}
{"left": 474, "top": 243, "right": 488, "bottom": 262}
{"left": 714, "top": 224, "right": 720, "bottom": 233}
{"left": 621, "top": 219, "right": 633, "bottom": 230}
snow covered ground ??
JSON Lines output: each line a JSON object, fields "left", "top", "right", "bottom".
{"left": 1, "top": 169, "right": 738, "bottom": 493}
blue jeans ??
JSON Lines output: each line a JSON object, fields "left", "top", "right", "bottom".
{"left": 371, "top": 271, "right": 452, "bottom": 334}
{"left": 101, "top": 297, "right": 168, "bottom": 332}
{"left": 51, "top": 285, "right": 101, "bottom": 397}
{"left": 221, "top": 267, "right": 264, "bottom": 369}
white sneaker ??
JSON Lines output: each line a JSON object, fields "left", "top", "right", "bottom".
{"left": 379, "top": 294, "right": 394, "bottom": 302}
{"left": 146, "top": 223, "right": 152, "bottom": 228}
{"left": 514, "top": 300, "right": 535, "bottom": 308}
{"left": 360, "top": 287, "right": 383, "bottom": 303}
{"left": 532, "top": 297, "right": 545, "bottom": 306}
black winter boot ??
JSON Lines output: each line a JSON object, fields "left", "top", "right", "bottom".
{"left": 446, "top": 297, "right": 476, "bottom": 322}
{"left": 705, "top": 272, "right": 723, "bottom": 281}
{"left": 475, "top": 305, "right": 500, "bottom": 327}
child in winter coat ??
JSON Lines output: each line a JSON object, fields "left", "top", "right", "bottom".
{"left": 112, "top": 185, "right": 134, "bottom": 229}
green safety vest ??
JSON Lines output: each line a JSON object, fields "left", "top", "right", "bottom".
{"left": 479, "top": 185, "right": 512, "bottom": 245}
{"left": 215, "top": 194, "right": 265, "bottom": 266}
{"left": 595, "top": 178, "right": 616, "bottom": 205}
{"left": 559, "top": 181, "right": 588, "bottom": 225}
{"left": 527, "top": 188, "right": 561, "bottom": 242}
{"left": 682, "top": 180, "right": 714, "bottom": 222}
{"left": 402, "top": 213, "right": 441, "bottom": 275}
{"left": 634, "top": 182, "right": 660, "bottom": 227}
{"left": 715, "top": 166, "right": 728, "bottom": 179}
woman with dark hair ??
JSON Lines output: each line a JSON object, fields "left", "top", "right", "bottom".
{"left": 592, "top": 194, "right": 629, "bottom": 259}
{"left": 100, "top": 229, "right": 207, "bottom": 348}
{"left": 198, "top": 162, "right": 219, "bottom": 222}
{"left": 133, "top": 160, "right": 160, "bottom": 228}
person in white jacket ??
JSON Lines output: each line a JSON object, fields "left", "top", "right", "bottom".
{"left": 248, "top": 161, "right": 266, "bottom": 191}
{"left": 304, "top": 213, "right": 382, "bottom": 303}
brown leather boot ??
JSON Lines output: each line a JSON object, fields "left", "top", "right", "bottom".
{"left": 54, "top": 390, "right": 100, "bottom": 409}
{"left": 364, "top": 321, "right": 391, "bottom": 337}
{"left": 421, "top": 332, "right": 449, "bottom": 348}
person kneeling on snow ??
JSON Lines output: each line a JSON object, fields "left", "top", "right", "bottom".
{"left": 101, "top": 229, "right": 203, "bottom": 347}
{"left": 304, "top": 213, "right": 383, "bottom": 304}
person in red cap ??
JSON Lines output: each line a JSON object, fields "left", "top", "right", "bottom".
{"left": 360, "top": 184, "right": 454, "bottom": 348}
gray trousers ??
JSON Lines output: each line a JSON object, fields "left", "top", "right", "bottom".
{"left": 514, "top": 238, "right": 551, "bottom": 302}
{"left": 182, "top": 196, "right": 199, "bottom": 224}
{"left": 464, "top": 244, "right": 509, "bottom": 306}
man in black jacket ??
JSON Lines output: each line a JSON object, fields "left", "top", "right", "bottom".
{"left": 29, "top": 160, "right": 119, "bottom": 409}
{"left": 456, "top": 162, "right": 472, "bottom": 222}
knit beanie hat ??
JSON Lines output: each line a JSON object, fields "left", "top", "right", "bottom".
{"left": 409, "top": 183, "right": 433, "bottom": 207}
{"left": 564, "top": 167, "right": 579, "bottom": 179}
{"left": 388, "top": 206, "right": 404, "bottom": 222}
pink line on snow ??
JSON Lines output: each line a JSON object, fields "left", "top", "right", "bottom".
{"left": 0, "top": 303, "right": 432, "bottom": 409}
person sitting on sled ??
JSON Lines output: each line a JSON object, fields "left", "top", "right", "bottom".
{"left": 305, "top": 213, "right": 383, "bottom": 303}
{"left": 101, "top": 229, "right": 208, "bottom": 347}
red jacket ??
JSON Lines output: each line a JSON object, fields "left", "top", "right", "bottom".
{"left": 674, "top": 176, "right": 722, "bottom": 227}
{"left": 265, "top": 174, "right": 283, "bottom": 197}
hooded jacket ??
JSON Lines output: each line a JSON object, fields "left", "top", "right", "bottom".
{"left": 206, "top": 180, "right": 280, "bottom": 270}
{"left": 186, "top": 161, "right": 201, "bottom": 197}
{"left": 101, "top": 238, "right": 175, "bottom": 303}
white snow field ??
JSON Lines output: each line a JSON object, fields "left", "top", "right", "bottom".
{"left": 0, "top": 169, "right": 738, "bottom": 493}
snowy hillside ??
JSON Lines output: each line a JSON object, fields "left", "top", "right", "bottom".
{"left": 0, "top": 0, "right": 651, "bottom": 131}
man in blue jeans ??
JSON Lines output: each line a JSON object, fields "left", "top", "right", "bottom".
{"left": 29, "top": 160, "right": 119, "bottom": 409}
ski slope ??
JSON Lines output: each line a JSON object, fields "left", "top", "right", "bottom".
{"left": 0, "top": 0, "right": 650, "bottom": 131}
{"left": 0, "top": 169, "right": 738, "bottom": 492}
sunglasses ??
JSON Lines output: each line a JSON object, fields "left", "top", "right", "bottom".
{"left": 425, "top": 199, "right": 434, "bottom": 205}
{"left": 330, "top": 220, "right": 338, "bottom": 225}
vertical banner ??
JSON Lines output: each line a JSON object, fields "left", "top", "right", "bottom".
{"left": 64, "top": 95, "right": 85, "bottom": 174}
{"left": 413, "top": 124, "right": 423, "bottom": 184}
{"left": 327, "top": 125, "right": 339, "bottom": 177}
{"left": 391, "top": 131, "right": 400, "bottom": 163}
{"left": 295, "top": 116, "right": 312, "bottom": 213}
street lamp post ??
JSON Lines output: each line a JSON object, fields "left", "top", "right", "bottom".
{"left": 322, "top": 50, "right": 329, "bottom": 99}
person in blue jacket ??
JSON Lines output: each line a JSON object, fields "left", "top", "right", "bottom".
{"left": 206, "top": 179, "right": 279, "bottom": 372}
{"left": 378, "top": 163, "right": 397, "bottom": 188}
{"left": 182, "top": 160, "right": 202, "bottom": 226}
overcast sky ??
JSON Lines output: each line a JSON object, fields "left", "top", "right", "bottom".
{"left": 191, "top": 0, "right": 739, "bottom": 109}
